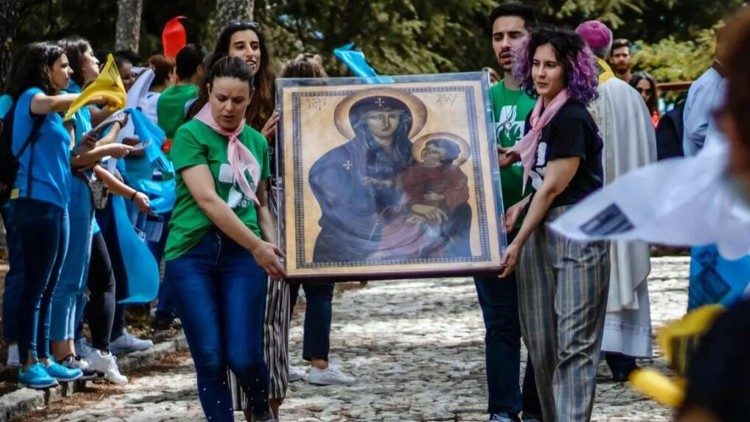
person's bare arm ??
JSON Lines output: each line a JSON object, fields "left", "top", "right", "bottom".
{"left": 499, "top": 156, "right": 580, "bottom": 278}
{"left": 94, "top": 122, "right": 124, "bottom": 146}
{"left": 88, "top": 105, "right": 114, "bottom": 127}
{"left": 92, "top": 165, "right": 150, "bottom": 213}
{"left": 256, "top": 179, "right": 280, "bottom": 246}
{"left": 30, "top": 93, "right": 117, "bottom": 115}
{"left": 181, "top": 164, "right": 286, "bottom": 278}
{"left": 70, "top": 122, "right": 131, "bottom": 168}
{"left": 29, "top": 92, "right": 79, "bottom": 114}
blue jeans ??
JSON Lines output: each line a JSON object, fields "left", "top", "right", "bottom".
{"left": 166, "top": 230, "right": 270, "bottom": 421}
{"left": 51, "top": 178, "right": 93, "bottom": 341}
{"left": 1, "top": 205, "right": 23, "bottom": 342}
{"left": 8, "top": 198, "right": 69, "bottom": 362}
{"left": 289, "top": 281, "right": 334, "bottom": 361}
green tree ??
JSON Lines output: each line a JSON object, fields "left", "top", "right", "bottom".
{"left": 2, "top": 0, "right": 747, "bottom": 86}
{"left": 216, "top": 0, "right": 254, "bottom": 28}
{"left": 255, "top": 0, "right": 495, "bottom": 75}
{"left": 613, "top": 0, "right": 744, "bottom": 42}
{"left": 631, "top": 27, "right": 717, "bottom": 83}
{"left": 0, "top": 0, "right": 22, "bottom": 89}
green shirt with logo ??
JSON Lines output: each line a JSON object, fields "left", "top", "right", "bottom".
{"left": 165, "top": 119, "right": 271, "bottom": 260}
{"left": 491, "top": 80, "right": 536, "bottom": 210}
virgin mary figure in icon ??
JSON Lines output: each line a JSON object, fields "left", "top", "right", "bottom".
{"left": 308, "top": 87, "right": 427, "bottom": 263}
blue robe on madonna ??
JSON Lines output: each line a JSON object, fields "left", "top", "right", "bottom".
{"left": 309, "top": 133, "right": 413, "bottom": 263}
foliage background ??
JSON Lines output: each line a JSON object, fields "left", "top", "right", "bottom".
{"left": 5, "top": 0, "right": 748, "bottom": 84}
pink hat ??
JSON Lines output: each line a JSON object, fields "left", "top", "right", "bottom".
{"left": 575, "top": 20, "right": 613, "bottom": 50}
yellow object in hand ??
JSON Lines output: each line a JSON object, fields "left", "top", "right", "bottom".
{"left": 63, "top": 54, "right": 126, "bottom": 121}
{"left": 629, "top": 368, "right": 685, "bottom": 408}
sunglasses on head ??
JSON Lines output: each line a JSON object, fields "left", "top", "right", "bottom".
{"left": 226, "top": 19, "right": 260, "bottom": 30}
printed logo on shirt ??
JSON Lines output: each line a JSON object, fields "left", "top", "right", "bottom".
{"left": 495, "top": 105, "right": 525, "bottom": 145}
{"left": 218, "top": 163, "right": 251, "bottom": 209}
{"left": 530, "top": 142, "right": 547, "bottom": 190}
{"left": 495, "top": 105, "right": 525, "bottom": 168}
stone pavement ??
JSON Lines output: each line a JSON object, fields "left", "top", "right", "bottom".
{"left": 36, "top": 256, "right": 689, "bottom": 421}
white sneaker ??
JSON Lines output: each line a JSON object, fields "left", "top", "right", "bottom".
{"left": 86, "top": 350, "right": 128, "bottom": 385}
{"left": 74, "top": 338, "right": 96, "bottom": 359}
{"left": 6, "top": 343, "right": 20, "bottom": 369}
{"left": 307, "top": 365, "right": 355, "bottom": 386}
{"left": 109, "top": 332, "right": 153, "bottom": 355}
{"left": 288, "top": 365, "right": 306, "bottom": 382}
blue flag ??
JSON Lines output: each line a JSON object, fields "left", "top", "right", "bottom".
{"left": 123, "top": 108, "right": 176, "bottom": 215}
{"left": 111, "top": 195, "right": 160, "bottom": 304}
{"left": 127, "top": 108, "right": 175, "bottom": 178}
{"left": 334, "top": 43, "right": 378, "bottom": 77}
{"left": 333, "top": 43, "right": 394, "bottom": 83}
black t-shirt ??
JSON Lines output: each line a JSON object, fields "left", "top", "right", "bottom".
{"left": 524, "top": 99, "right": 603, "bottom": 208}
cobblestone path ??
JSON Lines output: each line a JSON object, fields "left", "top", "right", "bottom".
{"left": 38, "top": 257, "right": 689, "bottom": 421}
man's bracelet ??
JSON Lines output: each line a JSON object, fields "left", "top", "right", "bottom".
{"left": 130, "top": 191, "right": 139, "bottom": 201}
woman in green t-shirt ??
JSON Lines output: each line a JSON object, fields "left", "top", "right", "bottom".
{"left": 164, "top": 56, "right": 284, "bottom": 422}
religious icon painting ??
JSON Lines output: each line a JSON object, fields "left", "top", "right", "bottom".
{"left": 276, "top": 72, "right": 506, "bottom": 281}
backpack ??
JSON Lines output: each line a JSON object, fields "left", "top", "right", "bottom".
{"left": 0, "top": 102, "right": 44, "bottom": 205}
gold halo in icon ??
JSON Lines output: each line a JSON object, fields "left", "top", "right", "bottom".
{"left": 333, "top": 87, "right": 428, "bottom": 139}
{"left": 411, "top": 132, "right": 471, "bottom": 166}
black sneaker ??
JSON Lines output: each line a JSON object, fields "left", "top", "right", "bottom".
{"left": 60, "top": 354, "right": 100, "bottom": 380}
{"left": 151, "top": 317, "right": 174, "bottom": 331}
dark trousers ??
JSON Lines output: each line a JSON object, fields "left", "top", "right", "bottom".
{"left": 166, "top": 230, "right": 270, "bottom": 420}
{"left": 9, "top": 198, "right": 69, "bottom": 362}
{"left": 1, "top": 205, "right": 22, "bottom": 342}
{"left": 289, "top": 281, "right": 334, "bottom": 361}
{"left": 95, "top": 201, "right": 128, "bottom": 340}
{"left": 605, "top": 352, "right": 637, "bottom": 374}
{"left": 84, "top": 232, "right": 116, "bottom": 352}
{"left": 150, "top": 213, "right": 175, "bottom": 322}
{"left": 474, "top": 230, "right": 541, "bottom": 419}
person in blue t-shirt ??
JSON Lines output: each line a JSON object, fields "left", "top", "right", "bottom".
{"left": 51, "top": 37, "right": 143, "bottom": 385}
{"left": 4, "top": 42, "right": 117, "bottom": 389}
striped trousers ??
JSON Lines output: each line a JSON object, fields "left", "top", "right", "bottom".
{"left": 230, "top": 276, "right": 291, "bottom": 409}
{"left": 517, "top": 206, "right": 610, "bottom": 422}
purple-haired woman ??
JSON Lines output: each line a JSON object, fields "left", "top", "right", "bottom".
{"left": 498, "top": 28, "right": 609, "bottom": 421}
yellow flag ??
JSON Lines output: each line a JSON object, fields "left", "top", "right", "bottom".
{"left": 656, "top": 304, "right": 725, "bottom": 376}
{"left": 629, "top": 369, "right": 685, "bottom": 408}
{"left": 627, "top": 305, "right": 726, "bottom": 409}
{"left": 64, "top": 54, "right": 126, "bottom": 121}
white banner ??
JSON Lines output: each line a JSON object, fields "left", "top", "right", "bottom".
{"left": 549, "top": 141, "right": 750, "bottom": 260}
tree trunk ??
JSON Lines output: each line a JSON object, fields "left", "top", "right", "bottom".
{"left": 0, "top": 0, "right": 20, "bottom": 252}
{"left": 115, "top": 0, "right": 143, "bottom": 53}
{"left": 216, "top": 0, "right": 255, "bottom": 28}
{"left": 0, "top": 0, "right": 21, "bottom": 90}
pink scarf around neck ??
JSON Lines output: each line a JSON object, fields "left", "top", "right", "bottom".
{"left": 195, "top": 103, "right": 261, "bottom": 206}
{"left": 509, "top": 90, "right": 570, "bottom": 193}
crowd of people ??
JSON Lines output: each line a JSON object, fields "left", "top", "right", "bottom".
{"left": 0, "top": 18, "right": 356, "bottom": 422}
{"left": 0, "top": 1, "right": 748, "bottom": 421}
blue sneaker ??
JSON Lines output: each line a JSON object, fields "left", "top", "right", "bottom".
{"left": 44, "top": 360, "right": 83, "bottom": 382}
{"left": 18, "top": 363, "right": 59, "bottom": 389}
